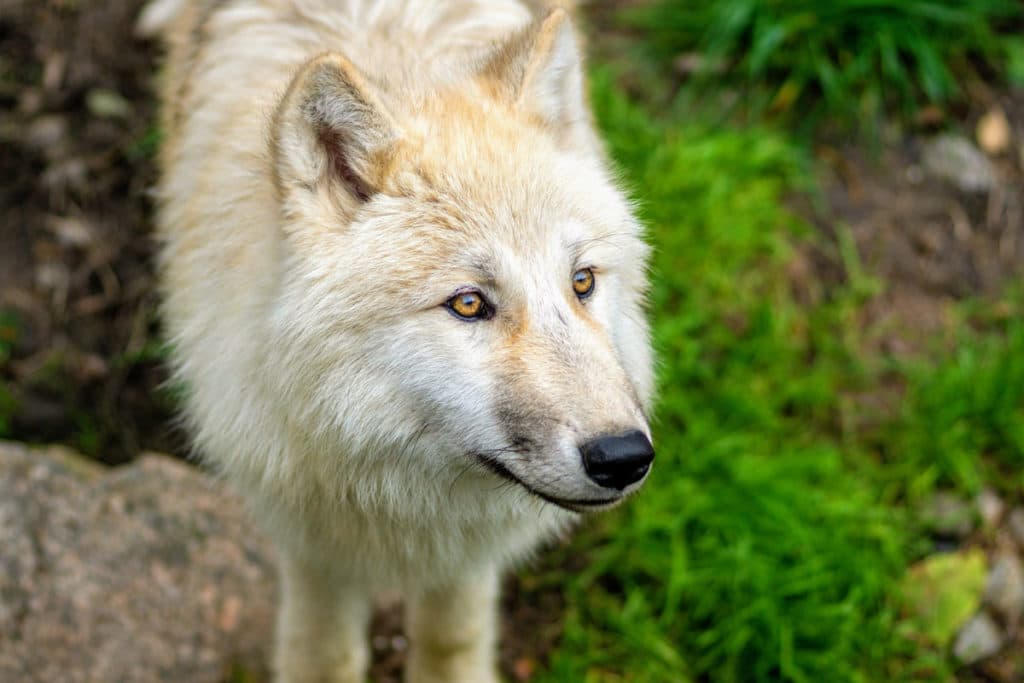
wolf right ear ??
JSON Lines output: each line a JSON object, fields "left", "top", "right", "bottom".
{"left": 483, "top": 9, "right": 594, "bottom": 151}
{"left": 273, "top": 54, "right": 400, "bottom": 204}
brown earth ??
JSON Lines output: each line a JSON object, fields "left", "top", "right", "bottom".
{"left": 0, "top": 0, "right": 173, "bottom": 465}
{"left": 807, "top": 99, "right": 1024, "bottom": 356}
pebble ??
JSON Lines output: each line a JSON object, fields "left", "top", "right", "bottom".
{"left": 1008, "top": 508, "right": 1024, "bottom": 548}
{"left": 923, "top": 492, "right": 975, "bottom": 539}
{"left": 921, "top": 135, "right": 996, "bottom": 193}
{"left": 86, "top": 88, "right": 132, "bottom": 120}
{"left": 977, "top": 488, "right": 1005, "bottom": 528}
{"left": 954, "top": 612, "right": 1004, "bottom": 664}
{"left": 977, "top": 107, "right": 1012, "bottom": 155}
{"left": 984, "top": 552, "right": 1024, "bottom": 625}
{"left": 26, "top": 115, "right": 68, "bottom": 151}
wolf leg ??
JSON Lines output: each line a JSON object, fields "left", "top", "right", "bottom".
{"left": 405, "top": 568, "right": 501, "bottom": 683}
{"left": 274, "top": 553, "right": 372, "bottom": 683}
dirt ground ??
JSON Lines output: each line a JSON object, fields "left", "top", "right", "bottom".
{"left": 2, "top": 1, "right": 1024, "bottom": 681}
{"left": 1, "top": 0, "right": 171, "bottom": 464}
{"left": 809, "top": 95, "right": 1024, "bottom": 354}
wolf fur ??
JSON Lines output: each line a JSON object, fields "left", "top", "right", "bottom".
{"left": 142, "top": 1, "right": 654, "bottom": 681}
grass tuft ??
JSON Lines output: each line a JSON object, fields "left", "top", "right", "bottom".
{"left": 626, "top": 0, "right": 1023, "bottom": 132}
{"left": 887, "top": 317, "right": 1024, "bottom": 497}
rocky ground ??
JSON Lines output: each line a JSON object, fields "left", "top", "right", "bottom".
{"left": 0, "top": 442, "right": 276, "bottom": 683}
{"left": 916, "top": 489, "right": 1024, "bottom": 681}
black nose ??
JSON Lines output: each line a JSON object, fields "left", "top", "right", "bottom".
{"left": 580, "top": 430, "right": 654, "bottom": 490}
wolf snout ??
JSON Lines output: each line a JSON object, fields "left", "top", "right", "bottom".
{"left": 579, "top": 430, "right": 654, "bottom": 491}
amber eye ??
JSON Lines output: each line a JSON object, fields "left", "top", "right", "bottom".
{"left": 446, "top": 290, "right": 491, "bottom": 320}
{"left": 572, "top": 268, "right": 595, "bottom": 299}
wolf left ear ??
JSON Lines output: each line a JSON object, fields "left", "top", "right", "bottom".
{"left": 273, "top": 53, "right": 400, "bottom": 205}
{"left": 485, "top": 9, "right": 593, "bottom": 149}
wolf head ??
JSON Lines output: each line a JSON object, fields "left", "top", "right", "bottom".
{"left": 267, "top": 10, "right": 654, "bottom": 513}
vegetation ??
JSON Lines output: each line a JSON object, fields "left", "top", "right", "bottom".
{"left": 626, "top": 0, "right": 1024, "bottom": 131}
{"left": 889, "top": 315, "right": 1024, "bottom": 497}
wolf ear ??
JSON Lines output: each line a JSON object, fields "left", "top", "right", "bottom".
{"left": 485, "top": 9, "right": 591, "bottom": 148}
{"left": 273, "top": 53, "right": 400, "bottom": 203}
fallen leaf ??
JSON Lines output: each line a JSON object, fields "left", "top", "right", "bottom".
{"left": 900, "top": 549, "right": 987, "bottom": 647}
{"left": 977, "top": 108, "right": 1011, "bottom": 155}
{"left": 512, "top": 657, "right": 536, "bottom": 681}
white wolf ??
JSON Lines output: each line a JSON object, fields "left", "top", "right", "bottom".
{"left": 139, "top": 0, "right": 655, "bottom": 681}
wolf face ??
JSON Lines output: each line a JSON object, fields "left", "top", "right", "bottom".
{"left": 268, "top": 12, "right": 654, "bottom": 513}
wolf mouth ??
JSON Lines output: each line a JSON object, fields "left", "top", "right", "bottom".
{"left": 472, "top": 452, "right": 621, "bottom": 513}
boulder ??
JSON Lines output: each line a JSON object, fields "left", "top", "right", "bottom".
{"left": 0, "top": 442, "right": 276, "bottom": 683}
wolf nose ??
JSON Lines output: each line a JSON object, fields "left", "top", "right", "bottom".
{"left": 580, "top": 430, "right": 654, "bottom": 490}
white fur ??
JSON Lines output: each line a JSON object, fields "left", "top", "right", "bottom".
{"left": 147, "top": 1, "right": 653, "bottom": 681}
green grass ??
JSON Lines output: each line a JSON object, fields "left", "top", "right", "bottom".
{"left": 885, "top": 315, "right": 1024, "bottom": 498}
{"left": 626, "top": 0, "right": 1023, "bottom": 133}
{"left": 530, "top": 72, "right": 1024, "bottom": 682}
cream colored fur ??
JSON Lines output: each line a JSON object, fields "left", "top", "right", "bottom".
{"left": 142, "top": 1, "right": 653, "bottom": 681}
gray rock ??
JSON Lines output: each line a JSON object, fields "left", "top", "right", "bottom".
{"left": 954, "top": 612, "right": 1004, "bottom": 663}
{"left": 984, "top": 552, "right": 1024, "bottom": 625}
{"left": 921, "top": 135, "right": 997, "bottom": 193}
{"left": 977, "top": 488, "right": 1005, "bottom": 528}
{"left": 923, "top": 491, "right": 976, "bottom": 539}
{"left": 85, "top": 88, "right": 132, "bottom": 119}
{"left": 26, "top": 115, "right": 68, "bottom": 151}
{"left": 0, "top": 442, "right": 277, "bottom": 683}
{"left": 1008, "top": 508, "right": 1024, "bottom": 548}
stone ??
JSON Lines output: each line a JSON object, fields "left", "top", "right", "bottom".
{"left": 922, "top": 491, "right": 975, "bottom": 539}
{"left": 0, "top": 442, "right": 277, "bottom": 683}
{"left": 85, "top": 88, "right": 132, "bottom": 119}
{"left": 921, "top": 135, "right": 996, "bottom": 193}
{"left": 1008, "top": 508, "right": 1024, "bottom": 548}
{"left": 26, "top": 115, "right": 68, "bottom": 151}
{"left": 984, "top": 552, "right": 1024, "bottom": 626}
{"left": 953, "top": 612, "right": 1004, "bottom": 664}
{"left": 977, "top": 107, "right": 1011, "bottom": 155}
{"left": 977, "top": 487, "right": 1005, "bottom": 528}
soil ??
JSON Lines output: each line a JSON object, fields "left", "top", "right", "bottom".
{"left": 2, "top": 1, "right": 1023, "bottom": 682}
{"left": 0, "top": 0, "right": 174, "bottom": 464}
{"left": 807, "top": 97, "right": 1024, "bottom": 356}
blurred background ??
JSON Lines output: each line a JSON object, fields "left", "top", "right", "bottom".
{"left": 1, "top": 0, "right": 1024, "bottom": 681}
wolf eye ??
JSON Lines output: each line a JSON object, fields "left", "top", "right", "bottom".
{"left": 572, "top": 268, "right": 595, "bottom": 299}
{"left": 446, "top": 290, "right": 492, "bottom": 320}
